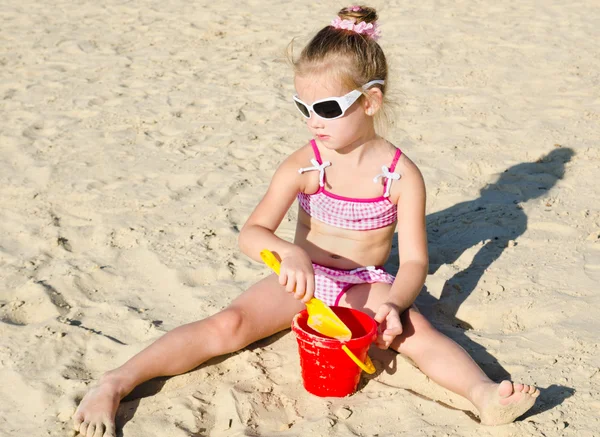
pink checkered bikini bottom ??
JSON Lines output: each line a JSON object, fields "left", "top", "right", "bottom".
{"left": 312, "top": 263, "right": 396, "bottom": 306}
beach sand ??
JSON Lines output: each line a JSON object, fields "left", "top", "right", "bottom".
{"left": 1, "top": 0, "right": 599, "bottom": 435}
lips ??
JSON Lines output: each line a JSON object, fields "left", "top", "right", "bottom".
{"left": 316, "top": 134, "right": 329, "bottom": 140}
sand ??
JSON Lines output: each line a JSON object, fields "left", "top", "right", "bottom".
{"left": 1, "top": 0, "right": 599, "bottom": 436}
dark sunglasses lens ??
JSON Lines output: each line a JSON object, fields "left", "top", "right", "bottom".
{"left": 294, "top": 100, "right": 310, "bottom": 118}
{"left": 314, "top": 100, "right": 343, "bottom": 119}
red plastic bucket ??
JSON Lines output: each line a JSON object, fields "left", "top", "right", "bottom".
{"left": 291, "top": 306, "right": 377, "bottom": 397}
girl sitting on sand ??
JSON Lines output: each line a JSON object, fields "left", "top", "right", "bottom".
{"left": 73, "top": 5, "right": 539, "bottom": 436}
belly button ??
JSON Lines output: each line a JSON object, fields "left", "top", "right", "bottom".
{"left": 330, "top": 254, "right": 341, "bottom": 259}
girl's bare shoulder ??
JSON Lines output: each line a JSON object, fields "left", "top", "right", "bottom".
{"left": 272, "top": 141, "right": 318, "bottom": 192}
{"left": 388, "top": 146, "right": 425, "bottom": 204}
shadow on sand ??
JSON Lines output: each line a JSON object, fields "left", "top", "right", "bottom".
{"left": 373, "top": 147, "right": 576, "bottom": 416}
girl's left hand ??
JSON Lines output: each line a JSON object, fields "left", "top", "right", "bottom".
{"left": 374, "top": 303, "right": 403, "bottom": 349}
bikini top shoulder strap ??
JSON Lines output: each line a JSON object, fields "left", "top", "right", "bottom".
{"left": 389, "top": 148, "right": 402, "bottom": 172}
{"left": 310, "top": 139, "right": 323, "bottom": 164}
{"left": 376, "top": 148, "right": 403, "bottom": 197}
{"left": 297, "top": 139, "right": 331, "bottom": 188}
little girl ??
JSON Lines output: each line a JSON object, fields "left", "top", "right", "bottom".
{"left": 73, "top": 6, "right": 538, "bottom": 436}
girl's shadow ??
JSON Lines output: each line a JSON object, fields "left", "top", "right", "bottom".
{"left": 385, "top": 147, "right": 574, "bottom": 382}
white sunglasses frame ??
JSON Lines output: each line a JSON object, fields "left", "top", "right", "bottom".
{"left": 292, "top": 79, "right": 385, "bottom": 120}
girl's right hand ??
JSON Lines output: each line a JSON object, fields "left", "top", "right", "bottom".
{"left": 279, "top": 248, "right": 315, "bottom": 303}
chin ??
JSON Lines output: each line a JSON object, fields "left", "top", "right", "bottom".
{"left": 319, "top": 140, "right": 341, "bottom": 150}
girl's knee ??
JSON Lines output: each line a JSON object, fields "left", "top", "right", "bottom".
{"left": 392, "top": 309, "right": 439, "bottom": 355}
{"left": 401, "top": 308, "right": 436, "bottom": 337}
{"left": 214, "top": 308, "right": 245, "bottom": 333}
{"left": 204, "top": 307, "right": 247, "bottom": 353}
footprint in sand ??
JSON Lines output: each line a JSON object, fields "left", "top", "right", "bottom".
{"left": 209, "top": 379, "right": 299, "bottom": 435}
{"left": 1, "top": 280, "right": 68, "bottom": 325}
{"left": 582, "top": 242, "right": 600, "bottom": 281}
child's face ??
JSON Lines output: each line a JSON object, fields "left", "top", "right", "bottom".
{"left": 293, "top": 74, "right": 374, "bottom": 150}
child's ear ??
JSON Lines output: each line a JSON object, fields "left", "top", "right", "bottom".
{"left": 363, "top": 87, "right": 383, "bottom": 116}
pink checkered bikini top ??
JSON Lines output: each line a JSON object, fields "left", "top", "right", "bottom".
{"left": 297, "top": 139, "right": 402, "bottom": 230}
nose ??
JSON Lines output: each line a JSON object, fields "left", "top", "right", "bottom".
{"left": 306, "top": 111, "right": 324, "bottom": 129}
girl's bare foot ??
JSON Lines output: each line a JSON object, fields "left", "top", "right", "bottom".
{"left": 72, "top": 373, "right": 127, "bottom": 437}
{"left": 473, "top": 380, "right": 539, "bottom": 425}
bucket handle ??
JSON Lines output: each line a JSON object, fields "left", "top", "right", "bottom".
{"left": 341, "top": 345, "right": 376, "bottom": 374}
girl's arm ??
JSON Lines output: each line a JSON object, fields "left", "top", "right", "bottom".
{"left": 387, "top": 157, "right": 429, "bottom": 312}
{"left": 238, "top": 150, "right": 306, "bottom": 263}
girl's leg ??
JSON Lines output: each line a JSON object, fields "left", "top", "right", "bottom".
{"left": 339, "top": 283, "right": 539, "bottom": 425}
{"left": 73, "top": 274, "right": 304, "bottom": 437}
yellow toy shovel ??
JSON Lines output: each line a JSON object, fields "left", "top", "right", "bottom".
{"left": 260, "top": 249, "right": 352, "bottom": 341}
{"left": 260, "top": 249, "right": 375, "bottom": 374}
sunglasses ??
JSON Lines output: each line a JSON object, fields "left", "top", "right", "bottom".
{"left": 292, "top": 79, "right": 385, "bottom": 120}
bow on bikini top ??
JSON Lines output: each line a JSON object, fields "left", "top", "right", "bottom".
{"left": 297, "top": 139, "right": 402, "bottom": 230}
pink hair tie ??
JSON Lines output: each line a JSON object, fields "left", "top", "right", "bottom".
{"left": 331, "top": 16, "right": 381, "bottom": 40}
{"left": 348, "top": 5, "right": 361, "bottom": 11}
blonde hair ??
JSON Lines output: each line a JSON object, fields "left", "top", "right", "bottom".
{"left": 288, "top": 5, "right": 392, "bottom": 132}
